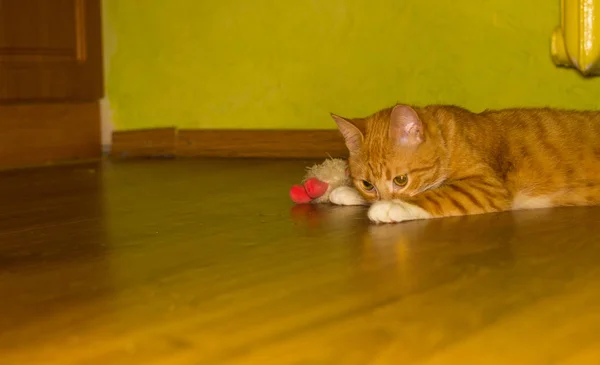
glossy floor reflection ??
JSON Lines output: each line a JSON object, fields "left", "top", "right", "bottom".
{"left": 1, "top": 159, "right": 600, "bottom": 365}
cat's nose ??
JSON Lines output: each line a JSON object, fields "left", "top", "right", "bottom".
{"left": 377, "top": 188, "right": 393, "bottom": 201}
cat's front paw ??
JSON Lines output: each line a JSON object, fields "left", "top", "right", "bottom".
{"left": 368, "top": 200, "right": 431, "bottom": 224}
{"left": 329, "top": 186, "right": 367, "bottom": 206}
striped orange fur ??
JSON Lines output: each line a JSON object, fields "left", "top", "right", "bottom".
{"left": 331, "top": 104, "right": 600, "bottom": 223}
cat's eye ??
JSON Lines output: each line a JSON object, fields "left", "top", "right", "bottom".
{"left": 361, "top": 180, "right": 375, "bottom": 191}
{"left": 393, "top": 174, "right": 408, "bottom": 187}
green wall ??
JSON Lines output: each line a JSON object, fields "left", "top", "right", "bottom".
{"left": 103, "top": 0, "right": 600, "bottom": 131}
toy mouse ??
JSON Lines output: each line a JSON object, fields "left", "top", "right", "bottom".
{"left": 289, "top": 158, "right": 366, "bottom": 205}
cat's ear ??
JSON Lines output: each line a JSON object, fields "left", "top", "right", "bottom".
{"left": 389, "top": 104, "right": 424, "bottom": 147}
{"left": 331, "top": 113, "right": 363, "bottom": 154}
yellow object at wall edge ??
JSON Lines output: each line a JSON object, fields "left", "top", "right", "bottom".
{"left": 552, "top": 0, "right": 600, "bottom": 75}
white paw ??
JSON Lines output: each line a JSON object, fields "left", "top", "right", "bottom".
{"left": 329, "top": 186, "right": 367, "bottom": 206}
{"left": 368, "top": 200, "right": 431, "bottom": 224}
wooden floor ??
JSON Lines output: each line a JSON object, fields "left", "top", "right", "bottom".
{"left": 1, "top": 159, "right": 600, "bottom": 365}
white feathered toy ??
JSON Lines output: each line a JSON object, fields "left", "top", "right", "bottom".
{"left": 289, "top": 158, "right": 353, "bottom": 204}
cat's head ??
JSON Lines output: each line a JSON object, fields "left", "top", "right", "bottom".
{"left": 332, "top": 104, "right": 446, "bottom": 202}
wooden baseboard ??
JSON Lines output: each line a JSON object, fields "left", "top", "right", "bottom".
{"left": 0, "top": 102, "right": 101, "bottom": 169}
{"left": 111, "top": 128, "right": 177, "bottom": 158}
{"left": 111, "top": 128, "right": 348, "bottom": 159}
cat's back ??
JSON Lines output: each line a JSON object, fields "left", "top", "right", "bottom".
{"left": 478, "top": 107, "right": 600, "bottom": 153}
{"left": 479, "top": 107, "right": 600, "bottom": 131}
{"left": 480, "top": 107, "right": 600, "bottom": 194}
{"left": 418, "top": 105, "right": 600, "bottom": 147}
{"left": 416, "top": 105, "right": 600, "bottom": 203}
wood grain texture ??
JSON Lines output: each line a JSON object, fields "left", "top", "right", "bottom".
{"left": 0, "top": 0, "right": 103, "bottom": 101}
{"left": 177, "top": 129, "right": 347, "bottom": 158}
{"left": 112, "top": 128, "right": 348, "bottom": 159}
{"left": 1, "top": 158, "right": 600, "bottom": 365}
{"left": 110, "top": 128, "right": 177, "bottom": 158}
{"left": 0, "top": 102, "right": 101, "bottom": 169}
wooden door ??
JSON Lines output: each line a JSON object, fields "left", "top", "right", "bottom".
{"left": 0, "top": 0, "right": 103, "bottom": 169}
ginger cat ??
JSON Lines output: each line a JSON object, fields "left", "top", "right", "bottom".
{"left": 328, "top": 104, "right": 600, "bottom": 223}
